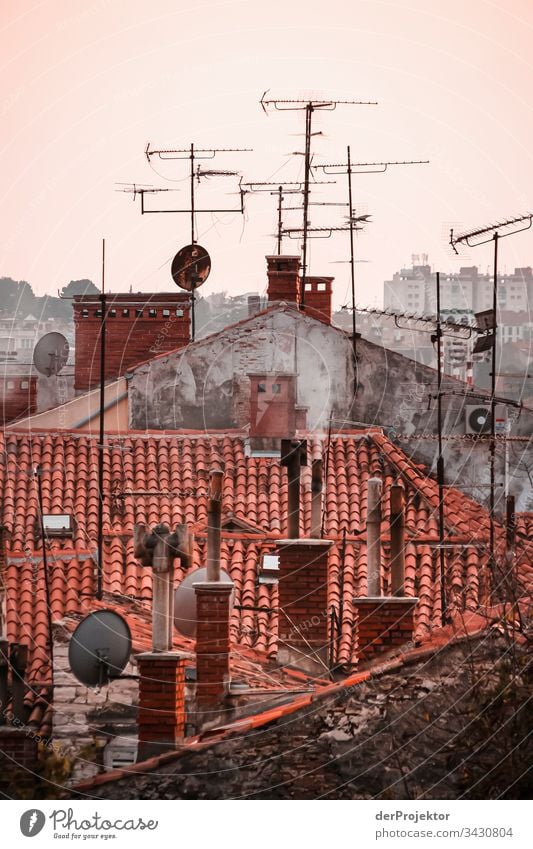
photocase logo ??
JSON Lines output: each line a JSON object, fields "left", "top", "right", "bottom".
{"left": 20, "top": 810, "right": 46, "bottom": 837}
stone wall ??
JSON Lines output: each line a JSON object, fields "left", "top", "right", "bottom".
{"left": 52, "top": 637, "right": 139, "bottom": 785}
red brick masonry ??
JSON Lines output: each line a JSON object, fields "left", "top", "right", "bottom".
{"left": 277, "top": 540, "right": 333, "bottom": 664}
{"left": 194, "top": 582, "right": 233, "bottom": 709}
{"left": 136, "top": 652, "right": 186, "bottom": 760}
{"left": 353, "top": 597, "right": 419, "bottom": 662}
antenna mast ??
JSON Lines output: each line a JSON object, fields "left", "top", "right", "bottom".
{"left": 260, "top": 93, "right": 377, "bottom": 303}
{"left": 121, "top": 144, "right": 252, "bottom": 340}
{"left": 316, "top": 154, "right": 428, "bottom": 375}
{"left": 450, "top": 213, "right": 533, "bottom": 576}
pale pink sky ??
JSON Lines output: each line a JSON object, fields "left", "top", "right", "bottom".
{"left": 2, "top": 0, "right": 533, "bottom": 308}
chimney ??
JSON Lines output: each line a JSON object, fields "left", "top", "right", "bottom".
{"left": 302, "top": 276, "right": 333, "bottom": 324}
{"left": 247, "top": 294, "right": 262, "bottom": 317}
{"left": 276, "top": 539, "right": 332, "bottom": 675}
{"left": 136, "top": 651, "right": 187, "bottom": 760}
{"left": 194, "top": 469, "right": 233, "bottom": 720}
{"left": 366, "top": 477, "right": 382, "bottom": 595}
{"left": 206, "top": 469, "right": 223, "bottom": 580}
{"left": 389, "top": 483, "right": 405, "bottom": 596}
{"left": 281, "top": 439, "right": 307, "bottom": 538}
{"left": 266, "top": 256, "right": 301, "bottom": 306}
{"left": 73, "top": 292, "right": 191, "bottom": 392}
{"left": 353, "top": 479, "right": 418, "bottom": 663}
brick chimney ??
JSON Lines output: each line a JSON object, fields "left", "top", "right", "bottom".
{"left": 353, "top": 481, "right": 418, "bottom": 663}
{"left": 193, "top": 470, "right": 233, "bottom": 722}
{"left": 266, "top": 256, "right": 301, "bottom": 306}
{"left": 302, "top": 277, "right": 333, "bottom": 324}
{"left": 276, "top": 539, "right": 332, "bottom": 675}
{"left": 73, "top": 292, "right": 191, "bottom": 392}
{"left": 136, "top": 652, "right": 187, "bottom": 760}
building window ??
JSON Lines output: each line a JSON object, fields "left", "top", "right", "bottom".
{"left": 7, "top": 380, "right": 15, "bottom": 389}
{"left": 81, "top": 309, "right": 89, "bottom": 318}
{"left": 108, "top": 309, "right": 116, "bottom": 318}
{"left": 149, "top": 309, "right": 157, "bottom": 317}
{"left": 175, "top": 309, "right": 184, "bottom": 317}
{"left": 94, "top": 309, "right": 102, "bottom": 317}
{"left": 41, "top": 514, "right": 74, "bottom": 537}
{"left": 272, "top": 383, "right": 281, "bottom": 394}
{"left": 136, "top": 309, "right": 143, "bottom": 317}
{"left": 162, "top": 309, "right": 170, "bottom": 318}
{"left": 258, "top": 383, "right": 266, "bottom": 393}
{"left": 20, "top": 380, "right": 29, "bottom": 389}
{"left": 122, "top": 308, "right": 130, "bottom": 317}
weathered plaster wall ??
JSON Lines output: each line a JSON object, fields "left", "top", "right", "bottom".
{"left": 129, "top": 307, "right": 533, "bottom": 509}
{"left": 130, "top": 306, "right": 355, "bottom": 432}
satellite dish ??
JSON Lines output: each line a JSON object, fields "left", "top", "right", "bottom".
{"left": 174, "top": 567, "right": 234, "bottom": 637}
{"left": 69, "top": 610, "right": 132, "bottom": 688}
{"left": 171, "top": 244, "right": 211, "bottom": 291}
{"left": 33, "top": 332, "right": 69, "bottom": 376}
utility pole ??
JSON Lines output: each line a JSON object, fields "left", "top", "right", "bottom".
{"left": 260, "top": 93, "right": 377, "bottom": 302}
{"left": 434, "top": 271, "right": 447, "bottom": 625}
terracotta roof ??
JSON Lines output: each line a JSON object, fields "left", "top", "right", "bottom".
{"left": 72, "top": 609, "right": 521, "bottom": 795}
{"left": 1, "top": 429, "right": 531, "bottom": 690}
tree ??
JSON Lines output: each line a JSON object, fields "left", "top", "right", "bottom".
{"left": 60, "top": 279, "right": 99, "bottom": 299}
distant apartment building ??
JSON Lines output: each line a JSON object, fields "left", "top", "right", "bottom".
{"left": 384, "top": 257, "right": 532, "bottom": 315}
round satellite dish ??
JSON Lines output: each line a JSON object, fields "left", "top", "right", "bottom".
{"left": 174, "top": 567, "right": 234, "bottom": 638}
{"left": 171, "top": 244, "right": 211, "bottom": 291}
{"left": 68, "top": 610, "right": 132, "bottom": 688}
{"left": 33, "top": 332, "right": 69, "bottom": 377}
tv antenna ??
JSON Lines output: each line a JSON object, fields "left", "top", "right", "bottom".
{"left": 121, "top": 144, "right": 252, "bottom": 340}
{"left": 315, "top": 150, "right": 429, "bottom": 372}
{"left": 241, "top": 179, "right": 335, "bottom": 255}
{"left": 260, "top": 92, "right": 378, "bottom": 302}
{"left": 69, "top": 610, "right": 132, "bottom": 688}
{"left": 142, "top": 143, "right": 252, "bottom": 242}
{"left": 449, "top": 213, "right": 533, "bottom": 573}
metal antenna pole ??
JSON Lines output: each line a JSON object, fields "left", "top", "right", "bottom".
{"left": 489, "top": 232, "right": 498, "bottom": 574}
{"left": 190, "top": 142, "right": 195, "bottom": 244}
{"left": 122, "top": 144, "right": 252, "bottom": 343}
{"left": 97, "top": 238, "right": 106, "bottom": 601}
{"left": 277, "top": 185, "right": 283, "bottom": 255}
{"left": 450, "top": 211, "right": 532, "bottom": 581}
{"left": 35, "top": 465, "right": 54, "bottom": 684}
{"left": 301, "top": 102, "right": 313, "bottom": 305}
{"left": 347, "top": 145, "right": 357, "bottom": 376}
{"left": 435, "top": 271, "right": 447, "bottom": 625}
{"left": 260, "top": 94, "right": 377, "bottom": 287}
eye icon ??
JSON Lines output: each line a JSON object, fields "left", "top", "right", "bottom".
{"left": 20, "top": 810, "right": 46, "bottom": 837}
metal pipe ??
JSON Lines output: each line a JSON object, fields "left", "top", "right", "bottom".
{"left": 366, "top": 477, "right": 382, "bottom": 596}
{"left": 347, "top": 145, "right": 358, "bottom": 386}
{"left": 285, "top": 443, "right": 301, "bottom": 539}
{"left": 206, "top": 469, "right": 223, "bottom": 581}
{"left": 10, "top": 643, "right": 27, "bottom": 723}
{"left": 0, "top": 639, "right": 8, "bottom": 723}
{"left": 506, "top": 494, "right": 515, "bottom": 556}
{"left": 390, "top": 483, "right": 405, "bottom": 596}
{"left": 97, "top": 238, "right": 106, "bottom": 601}
{"left": 436, "top": 271, "right": 447, "bottom": 625}
{"left": 310, "top": 458, "right": 323, "bottom": 538}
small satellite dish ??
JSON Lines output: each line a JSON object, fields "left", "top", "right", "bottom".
{"left": 174, "top": 567, "right": 234, "bottom": 638}
{"left": 33, "top": 332, "right": 69, "bottom": 377}
{"left": 69, "top": 610, "right": 132, "bottom": 688}
{"left": 171, "top": 244, "right": 211, "bottom": 291}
